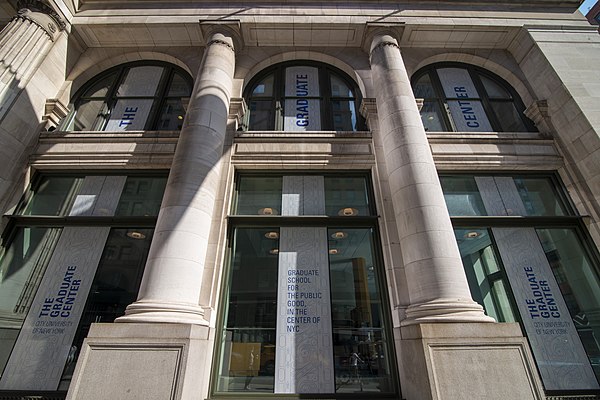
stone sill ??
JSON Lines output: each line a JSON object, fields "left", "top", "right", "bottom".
{"left": 39, "top": 130, "right": 180, "bottom": 140}
{"left": 426, "top": 131, "right": 552, "bottom": 143}
{"left": 235, "top": 131, "right": 372, "bottom": 140}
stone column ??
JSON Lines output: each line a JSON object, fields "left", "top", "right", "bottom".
{"left": 117, "top": 30, "right": 236, "bottom": 325}
{"left": 369, "top": 32, "right": 492, "bottom": 325}
{"left": 0, "top": 5, "right": 64, "bottom": 121}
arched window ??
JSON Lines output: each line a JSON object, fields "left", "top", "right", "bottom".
{"left": 412, "top": 63, "right": 535, "bottom": 132}
{"left": 63, "top": 62, "right": 192, "bottom": 131}
{"left": 244, "top": 61, "right": 365, "bottom": 131}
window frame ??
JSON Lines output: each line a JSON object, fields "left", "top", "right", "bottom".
{"left": 243, "top": 61, "right": 366, "bottom": 132}
{"left": 412, "top": 63, "right": 537, "bottom": 133}
{"left": 211, "top": 171, "right": 400, "bottom": 398}
{"left": 61, "top": 61, "right": 193, "bottom": 132}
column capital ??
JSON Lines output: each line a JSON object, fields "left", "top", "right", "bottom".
{"left": 362, "top": 23, "right": 404, "bottom": 55}
{"left": 199, "top": 20, "right": 244, "bottom": 51}
{"left": 16, "top": 0, "right": 66, "bottom": 38}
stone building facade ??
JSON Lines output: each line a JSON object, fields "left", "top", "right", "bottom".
{"left": 0, "top": 0, "right": 599, "bottom": 399}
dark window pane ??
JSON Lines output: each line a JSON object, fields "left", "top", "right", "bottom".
{"left": 251, "top": 74, "right": 274, "bottom": 97}
{"left": 235, "top": 176, "right": 282, "bottom": 216}
{"left": 21, "top": 177, "right": 82, "bottom": 216}
{"left": 537, "top": 228, "right": 600, "bottom": 381}
{"left": 480, "top": 75, "right": 512, "bottom": 99}
{"left": 440, "top": 176, "right": 487, "bottom": 216}
{"left": 490, "top": 101, "right": 528, "bottom": 132}
{"left": 331, "top": 100, "right": 357, "bottom": 131}
{"left": 330, "top": 75, "right": 353, "bottom": 97}
{"left": 514, "top": 177, "right": 568, "bottom": 216}
{"left": 81, "top": 72, "right": 117, "bottom": 98}
{"left": 324, "top": 176, "right": 370, "bottom": 217}
{"left": 167, "top": 73, "right": 191, "bottom": 97}
{"left": 248, "top": 100, "right": 274, "bottom": 131}
{"left": 413, "top": 73, "right": 437, "bottom": 99}
{"left": 217, "top": 228, "right": 279, "bottom": 392}
{"left": 156, "top": 99, "right": 185, "bottom": 130}
{"left": 329, "top": 228, "right": 393, "bottom": 393}
{"left": 0, "top": 227, "right": 60, "bottom": 375}
{"left": 420, "top": 101, "right": 446, "bottom": 132}
{"left": 455, "top": 228, "right": 517, "bottom": 322}
{"left": 69, "top": 100, "right": 107, "bottom": 131}
{"left": 115, "top": 177, "right": 167, "bottom": 217}
{"left": 60, "top": 228, "right": 153, "bottom": 386}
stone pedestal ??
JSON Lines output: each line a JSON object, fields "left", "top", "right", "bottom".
{"left": 398, "top": 323, "right": 544, "bottom": 400}
{"left": 66, "top": 323, "right": 214, "bottom": 400}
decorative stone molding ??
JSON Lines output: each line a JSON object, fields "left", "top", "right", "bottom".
{"left": 416, "top": 98, "right": 424, "bottom": 112}
{"left": 524, "top": 100, "right": 551, "bottom": 136}
{"left": 17, "top": 0, "right": 66, "bottom": 32}
{"left": 359, "top": 98, "right": 377, "bottom": 120}
{"left": 42, "top": 98, "right": 69, "bottom": 130}
{"left": 228, "top": 97, "right": 247, "bottom": 128}
{"left": 361, "top": 22, "right": 404, "bottom": 54}
{"left": 199, "top": 20, "right": 244, "bottom": 51}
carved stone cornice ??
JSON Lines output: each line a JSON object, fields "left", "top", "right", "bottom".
{"left": 42, "top": 98, "right": 69, "bottom": 130}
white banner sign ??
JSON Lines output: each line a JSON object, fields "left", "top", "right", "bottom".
{"left": 105, "top": 99, "right": 154, "bottom": 131}
{"left": 438, "top": 68, "right": 492, "bottom": 132}
{"left": 284, "top": 66, "right": 321, "bottom": 131}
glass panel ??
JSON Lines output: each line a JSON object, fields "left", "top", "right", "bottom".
{"left": 480, "top": 75, "right": 512, "bottom": 99}
{"left": 235, "top": 176, "right": 282, "bottom": 216}
{"left": 115, "top": 177, "right": 167, "bottom": 217}
{"left": 68, "top": 100, "right": 107, "bottom": 131}
{"left": 251, "top": 74, "right": 274, "bottom": 97}
{"left": 81, "top": 72, "right": 117, "bottom": 98}
{"left": 116, "top": 66, "right": 163, "bottom": 97}
{"left": 536, "top": 228, "right": 600, "bottom": 380}
{"left": 248, "top": 100, "right": 274, "bottom": 131}
{"left": 440, "top": 176, "right": 487, "bottom": 216}
{"left": 331, "top": 100, "right": 357, "bottom": 131}
{"left": 217, "top": 228, "right": 279, "bottom": 392}
{"left": 59, "top": 228, "right": 153, "bottom": 388}
{"left": 21, "top": 176, "right": 81, "bottom": 216}
{"left": 324, "top": 176, "right": 370, "bottom": 217}
{"left": 490, "top": 101, "right": 528, "bottom": 132}
{"left": 420, "top": 101, "right": 446, "bottom": 132}
{"left": 513, "top": 177, "right": 568, "bottom": 216}
{"left": 329, "top": 228, "right": 393, "bottom": 393}
{"left": 413, "top": 73, "right": 437, "bottom": 99}
{"left": 155, "top": 99, "right": 186, "bottom": 130}
{"left": 455, "top": 228, "right": 517, "bottom": 322}
{"left": 330, "top": 75, "right": 353, "bottom": 97}
{"left": 167, "top": 73, "right": 191, "bottom": 97}
{"left": 0, "top": 227, "right": 60, "bottom": 375}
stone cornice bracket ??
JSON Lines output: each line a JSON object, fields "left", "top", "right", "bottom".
{"left": 42, "top": 98, "right": 69, "bottom": 130}
{"left": 228, "top": 97, "right": 247, "bottom": 127}
{"left": 524, "top": 100, "right": 552, "bottom": 137}
{"left": 17, "top": 0, "right": 67, "bottom": 36}
{"left": 199, "top": 20, "right": 244, "bottom": 52}
{"left": 359, "top": 98, "right": 377, "bottom": 120}
{"left": 361, "top": 22, "right": 404, "bottom": 55}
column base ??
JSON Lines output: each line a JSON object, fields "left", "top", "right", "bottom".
{"left": 397, "top": 322, "right": 544, "bottom": 400}
{"left": 66, "top": 323, "right": 214, "bottom": 400}
{"left": 116, "top": 300, "right": 208, "bottom": 325}
{"left": 401, "top": 299, "right": 495, "bottom": 326}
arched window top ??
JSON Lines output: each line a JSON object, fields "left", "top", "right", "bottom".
{"left": 244, "top": 61, "right": 365, "bottom": 132}
{"left": 63, "top": 61, "right": 193, "bottom": 132}
{"left": 412, "top": 63, "right": 535, "bottom": 133}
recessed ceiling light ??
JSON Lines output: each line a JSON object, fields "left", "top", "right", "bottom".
{"left": 331, "top": 231, "right": 347, "bottom": 239}
{"left": 269, "top": 248, "right": 279, "bottom": 255}
{"left": 464, "top": 231, "right": 480, "bottom": 239}
{"left": 329, "top": 249, "right": 339, "bottom": 255}
{"left": 258, "top": 207, "right": 278, "bottom": 215}
{"left": 127, "top": 231, "right": 146, "bottom": 240}
{"left": 338, "top": 207, "right": 358, "bottom": 216}
{"left": 265, "top": 231, "right": 279, "bottom": 239}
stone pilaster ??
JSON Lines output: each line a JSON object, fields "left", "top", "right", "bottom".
{"left": 117, "top": 30, "right": 236, "bottom": 325}
{"left": 0, "top": 3, "right": 64, "bottom": 121}
{"left": 369, "top": 32, "right": 492, "bottom": 326}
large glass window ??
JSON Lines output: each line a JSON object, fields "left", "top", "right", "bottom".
{"left": 412, "top": 63, "right": 535, "bottom": 133}
{"left": 216, "top": 174, "right": 396, "bottom": 396}
{"left": 0, "top": 173, "right": 165, "bottom": 391}
{"left": 244, "top": 62, "right": 365, "bottom": 132}
{"left": 62, "top": 62, "right": 192, "bottom": 132}
{"left": 442, "top": 174, "right": 600, "bottom": 392}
